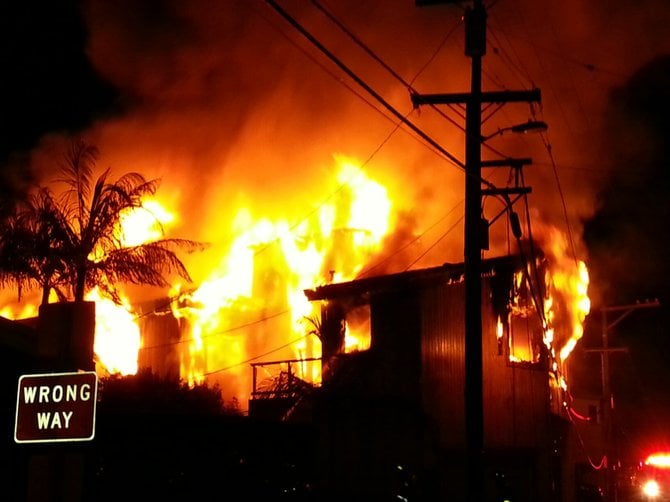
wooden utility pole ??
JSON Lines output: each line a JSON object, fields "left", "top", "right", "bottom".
{"left": 414, "top": 1, "right": 541, "bottom": 499}
{"left": 585, "top": 299, "right": 660, "bottom": 502}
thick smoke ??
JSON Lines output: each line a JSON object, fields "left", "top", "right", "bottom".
{"left": 2, "top": 0, "right": 669, "bottom": 420}
{"left": 12, "top": 0, "right": 670, "bottom": 299}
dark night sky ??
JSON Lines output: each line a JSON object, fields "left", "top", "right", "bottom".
{"left": 0, "top": 0, "right": 118, "bottom": 211}
{"left": 0, "top": 2, "right": 114, "bottom": 152}
{"left": 578, "top": 53, "right": 670, "bottom": 459}
{"left": 2, "top": 0, "right": 670, "bottom": 461}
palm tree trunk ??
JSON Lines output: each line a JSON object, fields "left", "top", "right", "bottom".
{"left": 75, "top": 272, "right": 87, "bottom": 302}
{"left": 41, "top": 284, "right": 50, "bottom": 305}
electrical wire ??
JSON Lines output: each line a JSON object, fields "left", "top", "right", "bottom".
{"left": 138, "top": 307, "right": 292, "bottom": 351}
{"left": 134, "top": 1, "right": 569, "bottom": 382}
{"left": 538, "top": 130, "right": 579, "bottom": 266}
{"left": 204, "top": 333, "right": 312, "bottom": 376}
{"left": 311, "top": 0, "right": 469, "bottom": 135}
{"left": 265, "top": 0, "right": 467, "bottom": 174}
{"left": 403, "top": 214, "right": 464, "bottom": 271}
{"left": 128, "top": 1, "right": 469, "bottom": 363}
{"left": 358, "top": 199, "right": 463, "bottom": 278}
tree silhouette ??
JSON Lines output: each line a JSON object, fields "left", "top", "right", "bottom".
{"left": 0, "top": 187, "right": 72, "bottom": 304}
{"left": 98, "top": 368, "right": 240, "bottom": 416}
{"left": 0, "top": 138, "right": 204, "bottom": 304}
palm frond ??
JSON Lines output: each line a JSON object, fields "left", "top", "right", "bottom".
{"left": 1, "top": 138, "right": 205, "bottom": 304}
{"left": 92, "top": 240, "right": 205, "bottom": 289}
{"left": 56, "top": 138, "right": 98, "bottom": 209}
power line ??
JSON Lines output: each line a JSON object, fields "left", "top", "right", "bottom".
{"left": 264, "top": 0, "right": 467, "bottom": 174}
{"left": 126, "top": 0, "right": 548, "bottom": 378}
{"left": 204, "top": 333, "right": 313, "bottom": 376}
{"left": 123, "top": 3, "right": 519, "bottom": 375}
{"left": 311, "top": 0, "right": 469, "bottom": 133}
{"left": 311, "top": 0, "right": 516, "bottom": 164}
{"left": 137, "top": 307, "right": 292, "bottom": 351}
{"left": 539, "top": 131, "right": 579, "bottom": 266}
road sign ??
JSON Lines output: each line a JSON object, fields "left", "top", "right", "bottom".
{"left": 14, "top": 371, "right": 98, "bottom": 444}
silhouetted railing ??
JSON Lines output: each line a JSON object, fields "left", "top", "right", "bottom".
{"left": 250, "top": 357, "right": 321, "bottom": 400}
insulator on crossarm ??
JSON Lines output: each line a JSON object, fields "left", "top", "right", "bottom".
{"left": 510, "top": 211, "right": 522, "bottom": 238}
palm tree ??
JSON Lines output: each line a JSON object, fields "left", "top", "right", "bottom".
{"left": 0, "top": 138, "right": 203, "bottom": 305}
{"left": 0, "top": 187, "right": 72, "bottom": 304}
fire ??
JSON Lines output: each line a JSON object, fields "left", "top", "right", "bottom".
{"left": 499, "top": 221, "right": 590, "bottom": 394}
{"left": 117, "top": 198, "right": 175, "bottom": 247}
{"left": 343, "top": 305, "right": 372, "bottom": 353}
{"left": 344, "top": 321, "right": 372, "bottom": 353}
{"left": 163, "top": 157, "right": 392, "bottom": 401}
{"left": 539, "top": 224, "right": 591, "bottom": 389}
{"left": 87, "top": 287, "right": 140, "bottom": 376}
{"left": 0, "top": 304, "right": 38, "bottom": 320}
{"left": 89, "top": 196, "right": 177, "bottom": 375}
{"left": 0, "top": 196, "right": 175, "bottom": 377}
{"left": 1, "top": 151, "right": 592, "bottom": 408}
{"left": 0, "top": 288, "right": 141, "bottom": 377}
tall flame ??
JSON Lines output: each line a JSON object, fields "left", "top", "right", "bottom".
{"left": 1, "top": 154, "right": 592, "bottom": 409}
{"left": 88, "top": 287, "right": 140, "bottom": 376}
{"left": 164, "top": 156, "right": 392, "bottom": 400}
{"left": 539, "top": 224, "right": 591, "bottom": 390}
{"left": 89, "top": 196, "right": 178, "bottom": 375}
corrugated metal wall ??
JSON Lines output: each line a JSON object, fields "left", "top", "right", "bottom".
{"left": 421, "top": 280, "right": 467, "bottom": 450}
{"left": 314, "top": 261, "right": 558, "bottom": 499}
{"left": 419, "top": 275, "right": 550, "bottom": 451}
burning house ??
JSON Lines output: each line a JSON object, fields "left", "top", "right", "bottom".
{"left": 224, "top": 240, "right": 588, "bottom": 500}
{"left": 0, "top": 149, "right": 592, "bottom": 499}
{"left": 5, "top": 0, "right": 663, "bottom": 498}
{"left": 292, "top": 253, "right": 578, "bottom": 500}
{"left": 105, "top": 241, "right": 588, "bottom": 500}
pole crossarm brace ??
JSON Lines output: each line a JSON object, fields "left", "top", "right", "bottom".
{"left": 601, "top": 299, "right": 661, "bottom": 331}
{"left": 488, "top": 193, "right": 527, "bottom": 226}
{"left": 411, "top": 89, "right": 541, "bottom": 107}
{"left": 583, "top": 347, "right": 629, "bottom": 354}
{"left": 481, "top": 157, "right": 533, "bottom": 168}
{"left": 481, "top": 187, "right": 531, "bottom": 196}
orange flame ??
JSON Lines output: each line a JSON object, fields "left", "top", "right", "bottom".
{"left": 87, "top": 287, "right": 140, "bottom": 376}
{"left": 1, "top": 155, "right": 592, "bottom": 409}
{"left": 89, "top": 196, "right": 177, "bottom": 375}
{"left": 163, "top": 157, "right": 392, "bottom": 401}
{"left": 540, "top": 225, "right": 591, "bottom": 390}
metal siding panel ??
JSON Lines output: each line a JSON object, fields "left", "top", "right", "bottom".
{"left": 418, "top": 277, "right": 551, "bottom": 451}
{"left": 482, "top": 278, "right": 551, "bottom": 450}
{"left": 370, "top": 289, "right": 422, "bottom": 401}
{"left": 421, "top": 281, "right": 466, "bottom": 450}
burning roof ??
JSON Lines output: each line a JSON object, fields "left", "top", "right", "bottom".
{"left": 304, "top": 255, "right": 522, "bottom": 302}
